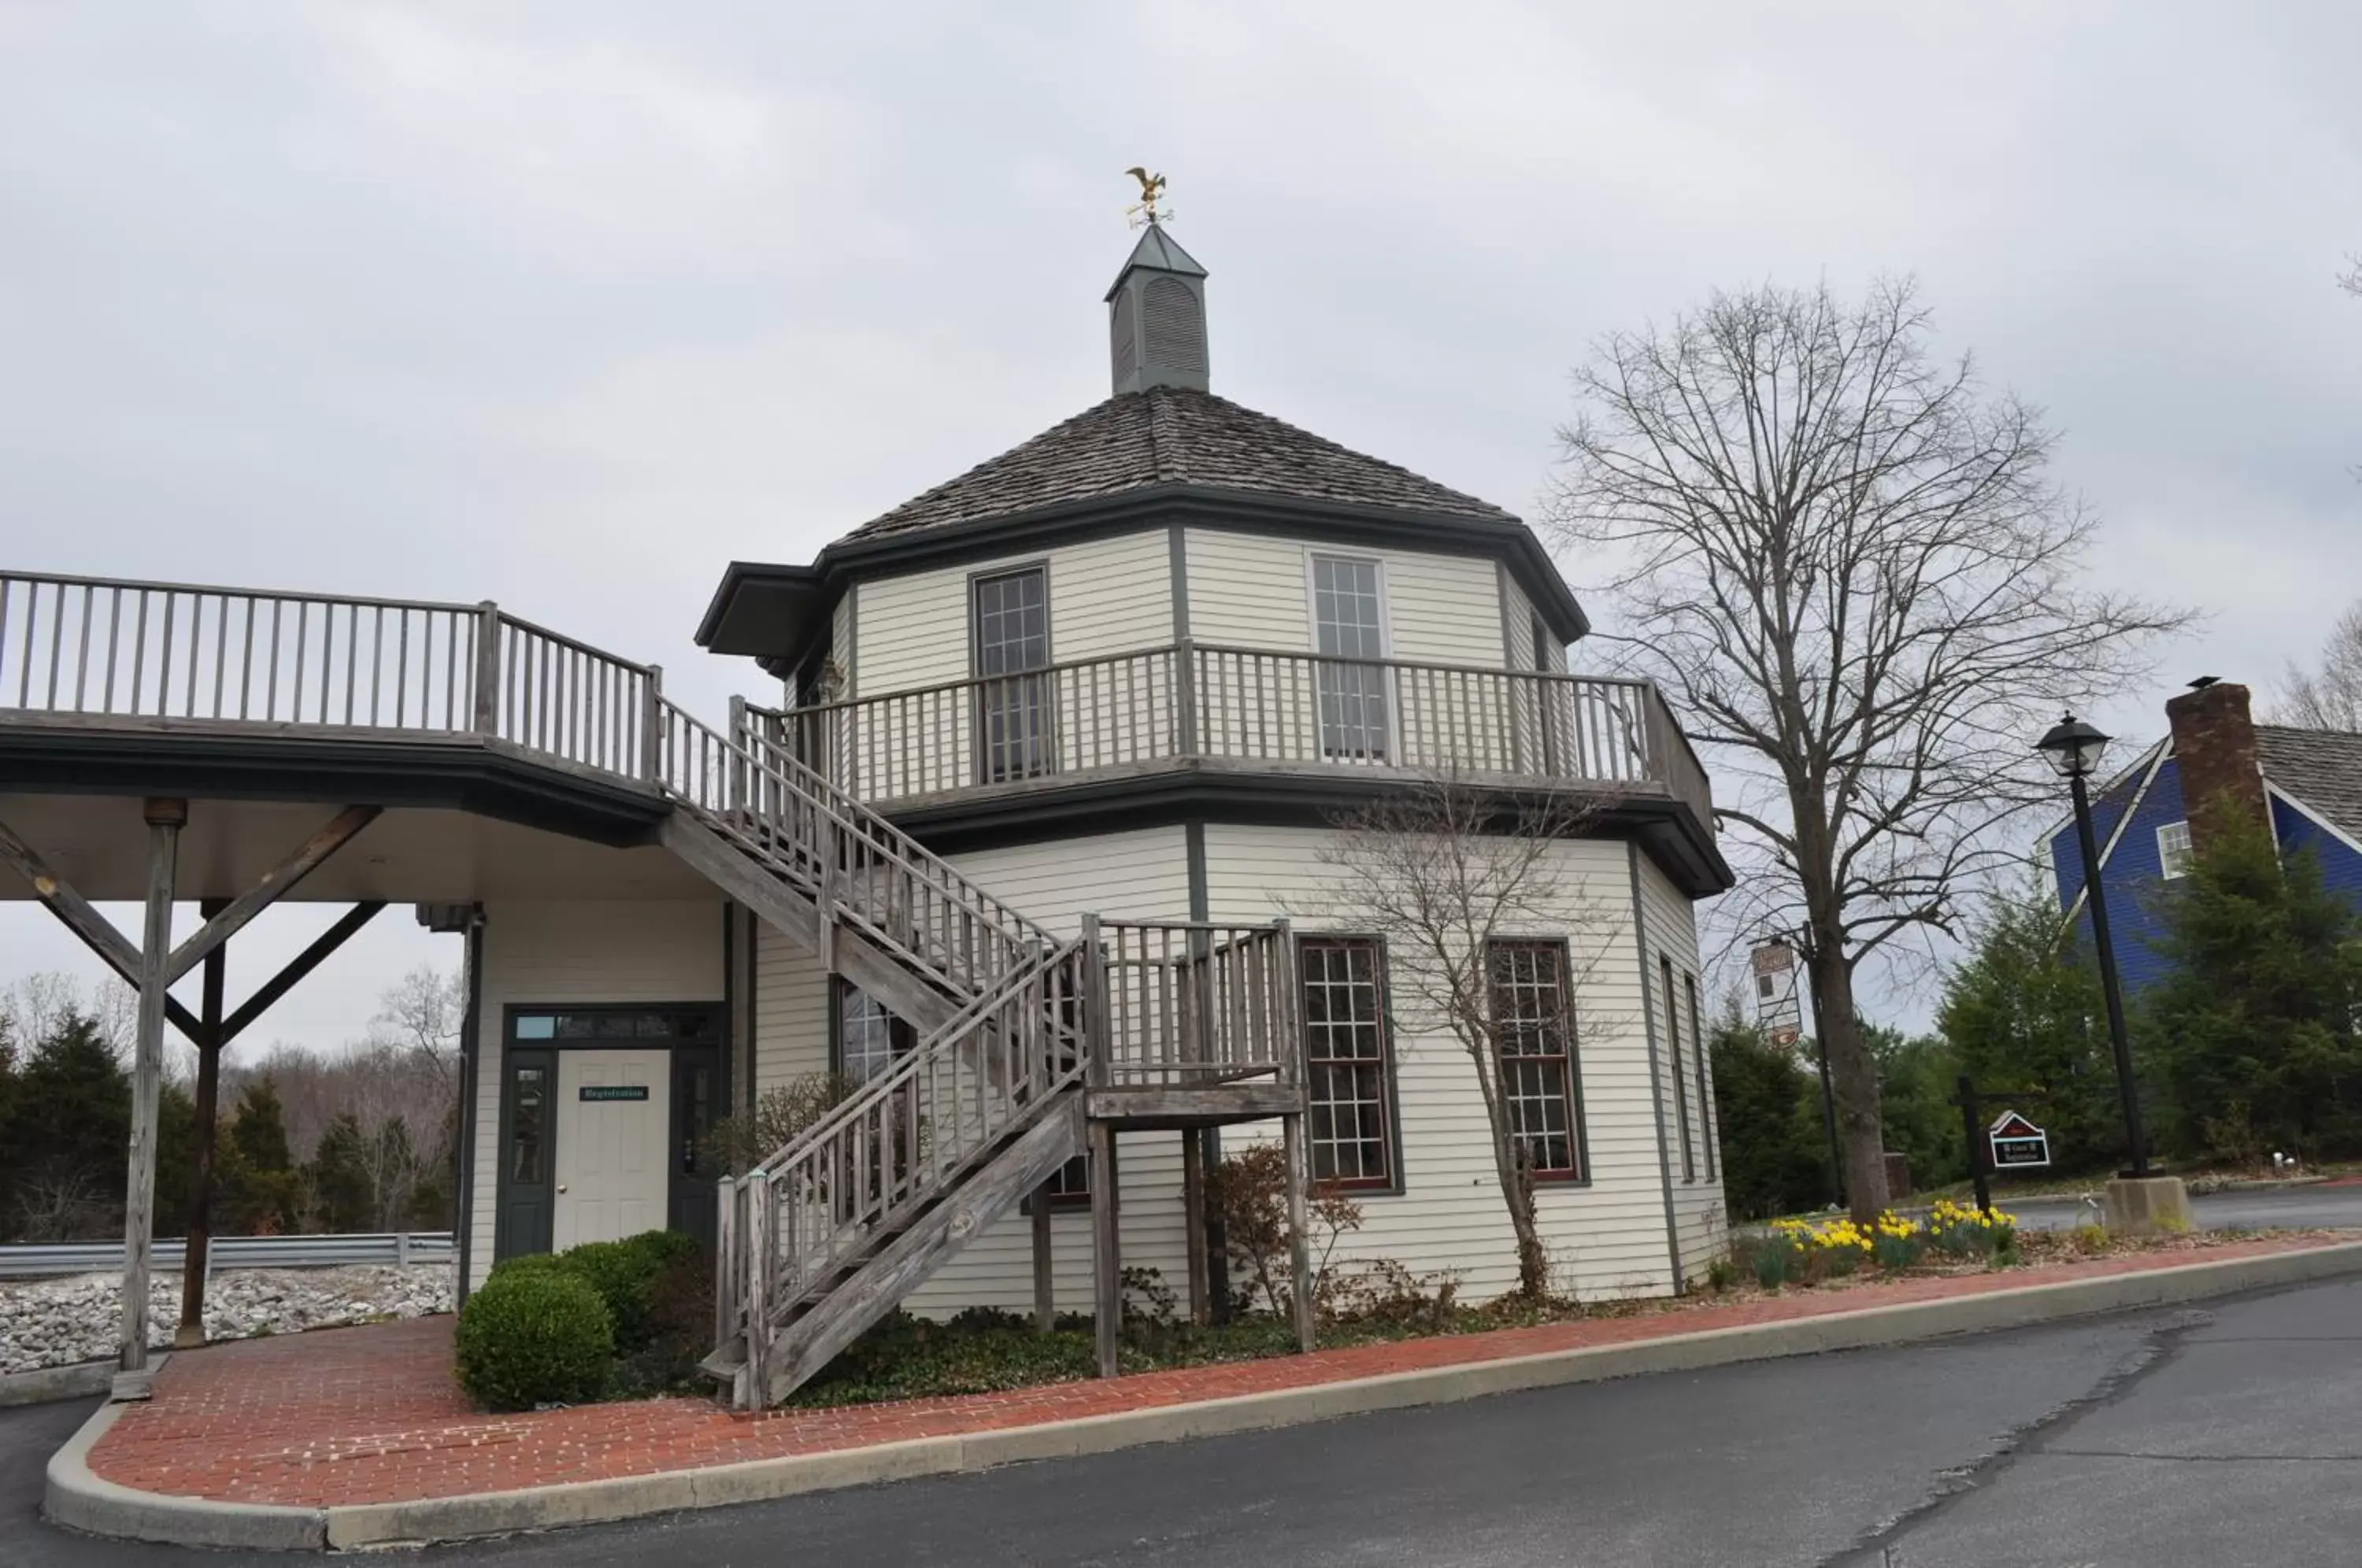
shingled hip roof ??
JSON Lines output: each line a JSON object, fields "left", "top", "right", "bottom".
{"left": 848, "top": 385, "right": 1516, "bottom": 540}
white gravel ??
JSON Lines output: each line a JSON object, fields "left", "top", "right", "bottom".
{"left": 0, "top": 1264, "right": 455, "bottom": 1375}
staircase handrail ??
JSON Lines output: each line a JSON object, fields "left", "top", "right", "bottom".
{"left": 745, "top": 933, "right": 1086, "bottom": 1185}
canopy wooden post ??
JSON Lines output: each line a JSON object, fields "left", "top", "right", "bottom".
{"left": 119, "top": 797, "right": 184, "bottom": 1393}
{"left": 1090, "top": 1121, "right": 1120, "bottom": 1378}
{"left": 176, "top": 898, "right": 228, "bottom": 1350}
{"left": 1031, "top": 1180, "right": 1055, "bottom": 1334}
{"left": 1181, "top": 1128, "right": 1210, "bottom": 1326}
{"left": 1283, "top": 1111, "right": 1315, "bottom": 1355}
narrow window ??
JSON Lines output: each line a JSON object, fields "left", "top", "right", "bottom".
{"left": 2157, "top": 819, "right": 2193, "bottom": 879}
{"left": 509, "top": 1064, "right": 547, "bottom": 1184}
{"left": 1661, "top": 953, "right": 1696, "bottom": 1182}
{"left": 1311, "top": 556, "right": 1389, "bottom": 762}
{"left": 835, "top": 982, "right": 914, "bottom": 1083}
{"left": 1299, "top": 937, "right": 1397, "bottom": 1188}
{"left": 1684, "top": 971, "right": 1714, "bottom": 1181}
{"left": 1486, "top": 940, "right": 1584, "bottom": 1181}
{"left": 1028, "top": 1153, "right": 1091, "bottom": 1211}
{"left": 972, "top": 565, "right": 1052, "bottom": 784}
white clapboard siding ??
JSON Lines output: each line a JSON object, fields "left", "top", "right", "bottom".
{"left": 1199, "top": 824, "right": 1683, "bottom": 1302}
{"left": 751, "top": 920, "right": 831, "bottom": 1092}
{"left": 898, "top": 827, "right": 1197, "bottom": 1316}
{"left": 1499, "top": 565, "right": 1536, "bottom": 671}
{"left": 1184, "top": 529, "right": 1507, "bottom": 668}
{"left": 832, "top": 590, "right": 856, "bottom": 696}
{"left": 467, "top": 900, "right": 726, "bottom": 1290}
{"left": 852, "top": 529, "right": 1173, "bottom": 699}
{"left": 1634, "top": 850, "right": 1730, "bottom": 1280}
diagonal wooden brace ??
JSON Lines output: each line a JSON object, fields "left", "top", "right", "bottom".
{"left": 0, "top": 813, "right": 203, "bottom": 1042}
{"left": 164, "top": 805, "right": 381, "bottom": 985}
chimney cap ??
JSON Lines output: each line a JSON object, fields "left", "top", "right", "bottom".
{"left": 2188, "top": 675, "right": 2220, "bottom": 690}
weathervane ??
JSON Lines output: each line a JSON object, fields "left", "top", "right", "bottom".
{"left": 1124, "top": 166, "right": 1170, "bottom": 228}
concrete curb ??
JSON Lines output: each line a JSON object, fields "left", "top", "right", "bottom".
{"left": 52, "top": 1240, "right": 2362, "bottom": 1552}
{"left": 0, "top": 1359, "right": 114, "bottom": 1410}
{"left": 44, "top": 1398, "right": 330, "bottom": 1551}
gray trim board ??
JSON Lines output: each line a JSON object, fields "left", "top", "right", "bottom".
{"left": 1629, "top": 841, "right": 1684, "bottom": 1294}
{"left": 454, "top": 905, "right": 486, "bottom": 1304}
{"left": 878, "top": 767, "right": 1730, "bottom": 897}
{"left": 1168, "top": 522, "right": 1191, "bottom": 638}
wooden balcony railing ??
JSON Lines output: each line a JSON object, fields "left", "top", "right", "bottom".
{"left": 0, "top": 570, "right": 661, "bottom": 782}
{"left": 782, "top": 642, "right": 1713, "bottom": 829}
{"left": 1090, "top": 918, "right": 1300, "bottom": 1090}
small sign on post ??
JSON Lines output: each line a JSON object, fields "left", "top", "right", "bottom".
{"left": 1987, "top": 1111, "right": 2051, "bottom": 1170}
{"left": 1750, "top": 940, "right": 1804, "bottom": 1047}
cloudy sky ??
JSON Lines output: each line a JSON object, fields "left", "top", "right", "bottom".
{"left": 2, "top": 2, "right": 2357, "bottom": 1044}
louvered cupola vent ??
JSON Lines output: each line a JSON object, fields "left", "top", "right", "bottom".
{"left": 1105, "top": 225, "right": 1209, "bottom": 394}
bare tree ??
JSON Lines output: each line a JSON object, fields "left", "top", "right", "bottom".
{"left": 1547, "top": 278, "right": 2184, "bottom": 1220}
{"left": 2275, "top": 600, "right": 2362, "bottom": 731}
{"left": 1312, "top": 774, "right": 1617, "bottom": 1298}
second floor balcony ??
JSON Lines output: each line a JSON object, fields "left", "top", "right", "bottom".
{"left": 768, "top": 642, "right": 1715, "bottom": 832}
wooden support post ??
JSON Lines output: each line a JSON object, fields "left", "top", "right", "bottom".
{"left": 119, "top": 797, "right": 183, "bottom": 1394}
{"left": 1283, "top": 1111, "right": 1315, "bottom": 1355}
{"left": 177, "top": 897, "right": 228, "bottom": 1350}
{"left": 640, "top": 664, "right": 665, "bottom": 782}
{"left": 713, "top": 1177, "right": 738, "bottom": 1359}
{"left": 1031, "top": 1180, "right": 1056, "bottom": 1334}
{"left": 1090, "top": 1119, "right": 1120, "bottom": 1378}
{"left": 1181, "top": 1128, "right": 1210, "bottom": 1326}
{"left": 742, "top": 1177, "right": 772, "bottom": 1410}
{"left": 472, "top": 601, "right": 502, "bottom": 734}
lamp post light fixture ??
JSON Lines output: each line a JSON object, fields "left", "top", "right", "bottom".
{"left": 2036, "top": 711, "right": 2151, "bottom": 1178}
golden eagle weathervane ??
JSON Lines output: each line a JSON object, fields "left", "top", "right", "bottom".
{"left": 1124, "top": 166, "right": 1169, "bottom": 227}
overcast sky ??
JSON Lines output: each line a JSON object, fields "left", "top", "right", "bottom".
{"left": 2, "top": 2, "right": 2357, "bottom": 1045}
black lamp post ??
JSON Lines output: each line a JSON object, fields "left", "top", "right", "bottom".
{"left": 2036, "top": 711, "right": 2151, "bottom": 1178}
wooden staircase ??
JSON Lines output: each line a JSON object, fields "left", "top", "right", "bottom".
{"left": 650, "top": 704, "right": 1311, "bottom": 1408}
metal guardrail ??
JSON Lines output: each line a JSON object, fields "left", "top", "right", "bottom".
{"left": 0, "top": 1231, "right": 454, "bottom": 1279}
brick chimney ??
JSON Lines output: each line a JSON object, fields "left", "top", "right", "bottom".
{"left": 2164, "top": 680, "right": 2271, "bottom": 857}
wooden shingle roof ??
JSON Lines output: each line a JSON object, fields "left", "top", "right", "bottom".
{"left": 2258, "top": 725, "right": 2362, "bottom": 841}
{"left": 848, "top": 385, "right": 1514, "bottom": 540}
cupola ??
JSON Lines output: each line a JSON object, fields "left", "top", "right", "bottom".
{"left": 1105, "top": 223, "right": 1209, "bottom": 395}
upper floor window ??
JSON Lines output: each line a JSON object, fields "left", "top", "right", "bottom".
{"left": 972, "top": 565, "right": 1051, "bottom": 784}
{"left": 1486, "top": 940, "right": 1585, "bottom": 1182}
{"left": 1310, "top": 555, "right": 1388, "bottom": 761}
{"left": 2157, "top": 819, "right": 2193, "bottom": 879}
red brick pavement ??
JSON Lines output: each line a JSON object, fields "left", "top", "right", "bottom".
{"left": 84, "top": 1237, "right": 2341, "bottom": 1508}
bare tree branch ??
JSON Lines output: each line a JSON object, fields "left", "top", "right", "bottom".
{"left": 1545, "top": 277, "right": 2187, "bottom": 1220}
{"left": 2269, "top": 599, "right": 2362, "bottom": 731}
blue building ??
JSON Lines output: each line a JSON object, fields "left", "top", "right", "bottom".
{"left": 2045, "top": 680, "right": 2362, "bottom": 993}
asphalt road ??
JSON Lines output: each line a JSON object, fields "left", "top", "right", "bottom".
{"left": 6, "top": 1275, "right": 2360, "bottom": 1567}
{"left": 2004, "top": 1182, "right": 2362, "bottom": 1232}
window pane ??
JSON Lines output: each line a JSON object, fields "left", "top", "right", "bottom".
{"left": 974, "top": 567, "right": 1053, "bottom": 784}
{"left": 510, "top": 1066, "right": 546, "bottom": 1184}
{"left": 1301, "top": 938, "right": 1394, "bottom": 1186}
{"left": 514, "top": 1015, "right": 556, "bottom": 1041}
{"left": 839, "top": 985, "right": 909, "bottom": 1083}
{"left": 1312, "top": 557, "right": 1388, "bottom": 761}
{"left": 1488, "top": 941, "right": 1583, "bottom": 1179}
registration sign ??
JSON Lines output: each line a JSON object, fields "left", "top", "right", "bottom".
{"left": 579, "top": 1085, "right": 650, "bottom": 1103}
{"left": 1987, "top": 1110, "right": 2051, "bottom": 1170}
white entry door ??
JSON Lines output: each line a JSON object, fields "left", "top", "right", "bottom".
{"left": 553, "top": 1050, "right": 672, "bottom": 1249}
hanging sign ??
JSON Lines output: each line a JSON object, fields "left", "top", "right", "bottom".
{"left": 1750, "top": 941, "right": 1804, "bottom": 1046}
{"left": 579, "top": 1085, "right": 650, "bottom": 1102}
{"left": 1987, "top": 1110, "right": 2051, "bottom": 1170}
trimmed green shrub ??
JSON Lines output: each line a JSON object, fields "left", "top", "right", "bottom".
{"left": 456, "top": 1268, "right": 613, "bottom": 1411}
{"left": 488, "top": 1230, "right": 704, "bottom": 1352}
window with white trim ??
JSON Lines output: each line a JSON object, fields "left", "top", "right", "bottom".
{"left": 2157, "top": 819, "right": 2193, "bottom": 879}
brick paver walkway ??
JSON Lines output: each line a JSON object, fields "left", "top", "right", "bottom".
{"left": 86, "top": 1237, "right": 2338, "bottom": 1508}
